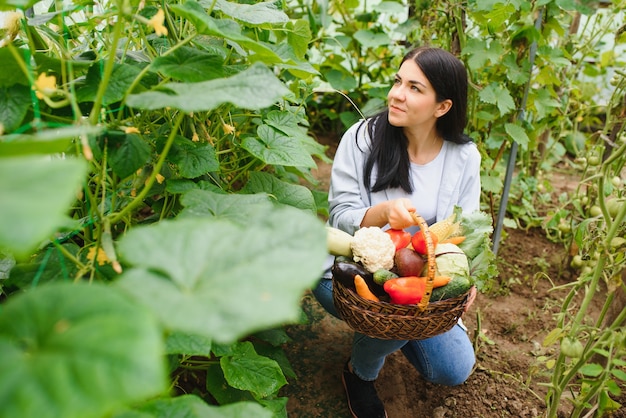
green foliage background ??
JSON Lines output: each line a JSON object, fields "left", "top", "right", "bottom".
{"left": 0, "top": 0, "right": 625, "bottom": 416}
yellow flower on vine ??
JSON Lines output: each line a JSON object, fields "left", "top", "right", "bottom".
{"left": 223, "top": 123, "right": 235, "bottom": 135}
{"left": 148, "top": 9, "right": 168, "bottom": 37}
{"left": 156, "top": 173, "right": 165, "bottom": 184}
{"left": 34, "top": 73, "right": 57, "bottom": 99}
{"left": 1, "top": 11, "right": 23, "bottom": 45}
{"left": 124, "top": 126, "right": 140, "bottom": 134}
{"left": 87, "top": 247, "right": 110, "bottom": 266}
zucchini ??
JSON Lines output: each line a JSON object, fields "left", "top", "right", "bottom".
{"left": 429, "top": 275, "right": 472, "bottom": 302}
{"left": 373, "top": 268, "right": 399, "bottom": 285}
{"left": 326, "top": 227, "right": 354, "bottom": 257}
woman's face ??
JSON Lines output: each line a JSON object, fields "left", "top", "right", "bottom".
{"left": 387, "top": 59, "right": 450, "bottom": 130}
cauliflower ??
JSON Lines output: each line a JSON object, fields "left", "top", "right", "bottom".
{"left": 351, "top": 227, "right": 396, "bottom": 273}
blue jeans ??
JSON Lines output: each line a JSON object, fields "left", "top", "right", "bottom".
{"left": 313, "top": 278, "right": 475, "bottom": 385}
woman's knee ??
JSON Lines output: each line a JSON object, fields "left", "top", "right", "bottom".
{"left": 431, "top": 354, "right": 475, "bottom": 386}
{"left": 312, "top": 278, "right": 340, "bottom": 318}
{"left": 402, "top": 324, "right": 475, "bottom": 386}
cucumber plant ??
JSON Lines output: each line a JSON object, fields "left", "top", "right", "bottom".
{"left": 0, "top": 0, "right": 328, "bottom": 416}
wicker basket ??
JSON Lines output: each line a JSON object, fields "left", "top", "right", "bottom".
{"left": 332, "top": 213, "right": 473, "bottom": 340}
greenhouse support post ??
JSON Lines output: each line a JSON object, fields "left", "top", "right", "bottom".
{"left": 492, "top": 9, "right": 543, "bottom": 255}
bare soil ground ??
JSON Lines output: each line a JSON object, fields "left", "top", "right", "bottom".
{"left": 280, "top": 138, "right": 626, "bottom": 417}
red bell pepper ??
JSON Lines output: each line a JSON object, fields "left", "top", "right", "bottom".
{"left": 383, "top": 277, "right": 426, "bottom": 305}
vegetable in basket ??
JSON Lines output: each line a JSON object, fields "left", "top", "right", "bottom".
{"left": 383, "top": 277, "right": 426, "bottom": 304}
{"left": 354, "top": 275, "right": 380, "bottom": 302}
{"left": 383, "top": 276, "right": 451, "bottom": 305}
{"left": 350, "top": 226, "right": 396, "bottom": 273}
{"left": 326, "top": 226, "right": 396, "bottom": 274}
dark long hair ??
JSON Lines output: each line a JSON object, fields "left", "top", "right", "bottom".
{"left": 362, "top": 47, "right": 471, "bottom": 193}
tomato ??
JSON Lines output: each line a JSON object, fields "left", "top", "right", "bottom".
{"left": 611, "top": 176, "right": 622, "bottom": 188}
{"left": 606, "top": 198, "right": 623, "bottom": 218}
{"left": 570, "top": 255, "right": 584, "bottom": 269}
{"left": 560, "top": 337, "right": 584, "bottom": 358}
{"left": 589, "top": 205, "right": 602, "bottom": 217}
{"left": 411, "top": 229, "right": 438, "bottom": 255}
{"left": 587, "top": 155, "right": 601, "bottom": 166}
{"left": 557, "top": 219, "right": 571, "bottom": 234}
{"left": 385, "top": 228, "right": 411, "bottom": 251}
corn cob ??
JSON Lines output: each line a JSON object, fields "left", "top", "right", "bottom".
{"left": 428, "top": 213, "right": 461, "bottom": 242}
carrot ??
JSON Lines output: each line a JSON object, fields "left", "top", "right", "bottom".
{"left": 431, "top": 275, "right": 452, "bottom": 288}
{"left": 354, "top": 274, "right": 380, "bottom": 302}
{"left": 403, "top": 275, "right": 452, "bottom": 288}
{"left": 440, "top": 236, "right": 466, "bottom": 245}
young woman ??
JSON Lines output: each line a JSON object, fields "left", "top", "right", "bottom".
{"left": 313, "top": 47, "right": 481, "bottom": 418}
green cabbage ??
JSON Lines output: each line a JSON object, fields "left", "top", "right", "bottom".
{"left": 433, "top": 243, "right": 470, "bottom": 279}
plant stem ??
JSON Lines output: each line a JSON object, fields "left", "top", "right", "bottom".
{"left": 116, "top": 35, "right": 195, "bottom": 120}
{"left": 52, "top": 240, "right": 87, "bottom": 273}
{"left": 109, "top": 112, "right": 185, "bottom": 224}
{"left": 89, "top": 14, "right": 124, "bottom": 125}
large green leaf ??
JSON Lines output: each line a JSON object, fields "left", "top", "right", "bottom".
{"left": 242, "top": 124, "right": 316, "bottom": 168}
{"left": 115, "top": 204, "right": 327, "bottom": 343}
{"left": 0, "top": 125, "right": 103, "bottom": 157}
{"left": 151, "top": 47, "right": 226, "bottom": 82}
{"left": 0, "top": 282, "right": 167, "bottom": 418}
{"left": 264, "top": 110, "right": 331, "bottom": 162}
{"left": 5, "top": 243, "right": 80, "bottom": 292}
{"left": 211, "top": 0, "right": 289, "bottom": 25}
{"left": 170, "top": 1, "right": 282, "bottom": 62}
{"left": 33, "top": 52, "right": 93, "bottom": 75}
{"left": 324, "top": 68, "right": 358, "bottom": 91}
{"left": 164, "top": 331, "right": 212, "bottom": 356}
{"left": 287, "top": 19, "right": 312, "bottom": 59}
{"left": 121, "top": 394, "right": 272, "bottom": 418}
{"left": 178, "top": 189, "right": 274, "bottom": 224}
{"left": 483, "top": 3, "right": 516, "bottom": 31}
{"left": 76, "top": 63, "right": 142, "bottom": 105}
{"left": 101, "top": 131, "right": 152, "bottom": 179}
{"left": 168, "top": 136, "right": 219, "bottom": 178}
{"left": 221, "top": 341, "right": 286, "bottom": 398}
{"left": 504, "top": 123, "right": 530, "bottom": 149}
{"left": 478, "top": 83, "right": 515, "bottom": 116}
{"left": 0, "top": 48, "right": 30, "bottom": 87}
{"left": 0, "top": 156, "right": 87, "bottom": 259}
{"left": 242, "top": 171, "right": 316, "bottom": 214}
{"left": 126, "top": 62, "right": 290, "bottom": 112}
{"left": 0, "top": 85, "right": 31, "bottom": 133}
{"left": 353, "top": 29, "right": 391, "bottom": 48}
{"left": 463, "top": 38, "right": 503, "bottom": 70}
{"left": 205, "top": 362, "right": 255, "bottom": 404}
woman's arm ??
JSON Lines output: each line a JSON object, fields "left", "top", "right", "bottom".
{"left": 327, "top": 122, "right": 371, "bottom": 234}
{"left": 328, "top": 122, "right": 417, "bottom": 233}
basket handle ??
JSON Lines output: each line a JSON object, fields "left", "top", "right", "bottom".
{"left": 410, "top": 212, "right": 436, "bottom": 312}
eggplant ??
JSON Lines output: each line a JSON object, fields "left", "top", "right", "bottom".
{"left": 332, "top": 258, "right": 386, "bottom": 297}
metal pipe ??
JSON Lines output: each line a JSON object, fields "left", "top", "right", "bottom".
{"left": 492, "top": 9, "right": 543, "bottom": 255}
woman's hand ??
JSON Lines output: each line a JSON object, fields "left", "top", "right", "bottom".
{"left": 361, "top": 198, "right": 416, "bottom": 229}
{"left": 463, "top": 286, "right": 477, "bottom": 313}
{"left": 386, "top": 198, "right": 416, "bottom": 230}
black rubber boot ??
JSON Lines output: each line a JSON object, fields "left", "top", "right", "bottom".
{"left": 341, "top": 361, "right": 388, "bottom": 418}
